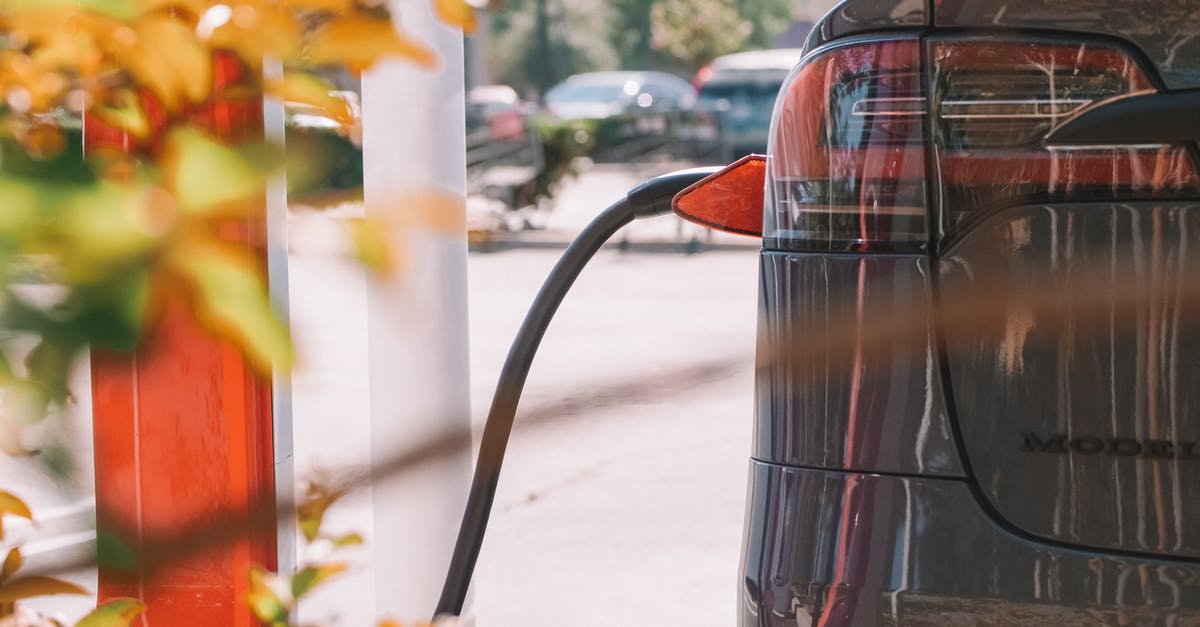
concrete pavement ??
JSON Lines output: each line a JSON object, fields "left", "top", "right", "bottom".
{"left": 290, "top": 161, "right": 762, "bottom": 624}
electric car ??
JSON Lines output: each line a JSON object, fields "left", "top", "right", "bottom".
{"left": 738, "top": 0, "right": 1200, "bottom": 624}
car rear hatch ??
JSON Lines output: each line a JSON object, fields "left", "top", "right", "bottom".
{"left": 924, "top": 7, "right": 1200, "bottom": 559}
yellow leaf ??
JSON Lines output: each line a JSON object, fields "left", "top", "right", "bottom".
{"left": 207, "top": 2, "right": 302, "bottom": 66}
{"left": 15, "top": 121, "right": 66, "bottom": 159}
{"left": 167, "top": 240, "right": 293, "bottom": 373}
{"left": 266, "top": 72, "right": 355, "bottom": 125}
{"left": 135, "top": 0, "right": 207, "bottom": 18}
{"left": 307, "top": 15, "right": 436, "bottom": 73}
{"left": 105, "top": 13, "right": 211, "bottom": 110}
{"left": 1, "top": 548, "right": 21, "bottom": 583}
{"left": 0, "top": 491, "right": 33, "bottom": 534}
{"left": 76, "top": 598, "right": 148, "bottom": 627}
{"left": 283, "top": 0, "right": 353, "bottom": 12}
{"left": 90, "top": 89, "right": 151, "bottom": 140}
{"left": 16, "top": 9, "right": 113, "bottom": 74}
{"left": 162, "top": 128, "right": 267, "bottom": 214}
{"left": 0, "top": 575, "right": 87, "bottom": 603}
{"left": 432, "top": 0, "right": 477, "bottom": 34}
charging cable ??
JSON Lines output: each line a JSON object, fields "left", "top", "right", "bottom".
{"left": 435, "top": 167, "right": 720, "bottom": 617}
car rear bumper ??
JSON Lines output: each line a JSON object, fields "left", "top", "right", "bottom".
{"left": 740, "top": 460, "right": 1200, "bottom": 626}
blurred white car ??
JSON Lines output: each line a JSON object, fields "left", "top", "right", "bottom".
{"left": 544, "top": 71, "right": 694, "bottom": 120}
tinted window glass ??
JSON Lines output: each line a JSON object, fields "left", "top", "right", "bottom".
{"left": 546, "top": 84, "right": 626, "bottom": 103}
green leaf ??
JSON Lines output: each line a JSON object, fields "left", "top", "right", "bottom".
{"left": 164, "top": 129, "right": 269, "bottom": 213}
{"left": 246, "top": 566, "right": 288, "bottom": 625}
{"left": 290, "top": 562, "right": 347, "bottom": 598}
{"left": 76, "top": 598, "right": 147, "bottom": 627}
{"left": 0, "top": 380, "right": 50, "bottom": 428}
{"left": 52, "top": 180, "right": 162, "bottom": 284}
{"left": 169, "top": 241, "right": 293, "bottom": 373}
{"left": 68, "top": 269, "right": 151, "bottom": 352}
{"left": 0, "top": 176, "right": 42, "bottom": 237}
{"left": 296, "top": 484, "right": 344, "bottom": 543}
{"left": 349, "top": 218, "right": 393, "bottom": 277}
{"left": 332, "top": 532, "right": 364, "bottom": 548}
{"left": 35, "top": 439, "right": 75, "bottom": 480}
{"left": 25, "top": 339, "right": 73, "bottom": 401}
{"left": 0, "top": 575, "right": 87, "bottom": 603}
{"left": 96, "top": 531, "right": 138, "bottom": 572}
{"left": 6, "top": 0, "right": 139, "bottom": 20}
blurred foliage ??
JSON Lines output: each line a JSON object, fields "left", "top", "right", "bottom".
{"left": 0, "top": 489, "right": 147, "bottom": 626}
{"left": 650, "top": 0, "right": 749, "bottom": 71}
{"left": 0, "top": 0, "right": 479, "bottom": 621}
{"left": 532, "top": 116, "right": 594, "bottom": 199}
{"left": 489, "top": 0, "right": 795, "bottom": 92}
{"left": 284, "top": 125, "right": 363, "bottom": 200}
{"left": 246, "top": 481, "right": 372, "bottom": 627}
{"left": 487, "top": 0, "right": 617, "bottom": 96}
{"left": 0, "top": 0, "right": 480, "bottom": 453}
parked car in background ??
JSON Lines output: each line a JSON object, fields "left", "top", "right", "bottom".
{"left": 464, "top": 84, "right": 547, "bottom": 233}
{"left": 544, "top": 71, "right": 694, "bottom": 120}
{"left": 467, "top": 84, "right": 523, "bottom": 115}
{"left": 690, "top": 48, "right": 802, "bottom": 162}
{"left": 468, "top": 84, "right": 531, "bottom": 141}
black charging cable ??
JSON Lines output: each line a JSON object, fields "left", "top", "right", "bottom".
{"left": 435, "top": 167, "right": 721, "bottom": 618}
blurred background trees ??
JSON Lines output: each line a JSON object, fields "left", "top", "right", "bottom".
{"left": 485, "top": 0, "right": 797, "bottom": 97}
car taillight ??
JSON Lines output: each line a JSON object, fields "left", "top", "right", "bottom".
{"left": 765, "top": 36, "right": 1200, "bottom": 251}
{"left": 766, "top": 39, "right": 929, "bottom": 252}
{"left": 929, "top": 38, "right": 1200, "bottom": 240}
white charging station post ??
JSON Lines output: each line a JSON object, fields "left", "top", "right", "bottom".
{"left": 361, "top": 0, "right": 473, "bottom": 620}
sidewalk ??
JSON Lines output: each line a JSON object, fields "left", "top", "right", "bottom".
{"left": 467, "top": 161, "right": 760, "bottom": 251}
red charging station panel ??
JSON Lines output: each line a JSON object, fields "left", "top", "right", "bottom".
{"left": 89, "top": 54, "right": 277, "bottom": 626}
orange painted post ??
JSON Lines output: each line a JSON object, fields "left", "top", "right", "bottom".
{"left": 89, "top": 53, "right": 278, "bottom": 626}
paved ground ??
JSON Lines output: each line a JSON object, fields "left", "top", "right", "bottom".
{"left": 293, "top": 161, "right": 761, "bottom": 625}
{"left": 466, "top": 247, "right": 758, "bottom": 626}
{"left": 3, "top": 162, "right": 761, "bottom": 625}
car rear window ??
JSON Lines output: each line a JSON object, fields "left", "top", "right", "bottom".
{"left": 698, "top": 71, "right": 788, "bottom": 102}
{"left": 546, "top": 84, "right": 627, "bottom": 103}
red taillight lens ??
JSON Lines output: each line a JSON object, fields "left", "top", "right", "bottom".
{"left": 764, "top": 36, "right": 1200, "bottom": 251}
{"left": 929, "top": 39, "right": 1200, "bottom": 237}
{"left": 673, "top": 154, "right": 766, "bottom": 237}
{"left": 766, "top": 39, "right": 929, "bottom": 252}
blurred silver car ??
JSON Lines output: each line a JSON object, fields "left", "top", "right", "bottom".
{"left": 544, "top": 71, "right": 694, "bottom": 120}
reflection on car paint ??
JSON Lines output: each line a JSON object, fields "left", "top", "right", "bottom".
{"left": 941, "top": 202, "right": 1200, "bottom": 560}
{"left": 742, "top": 463, "right": 1200, "bottom": 626}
